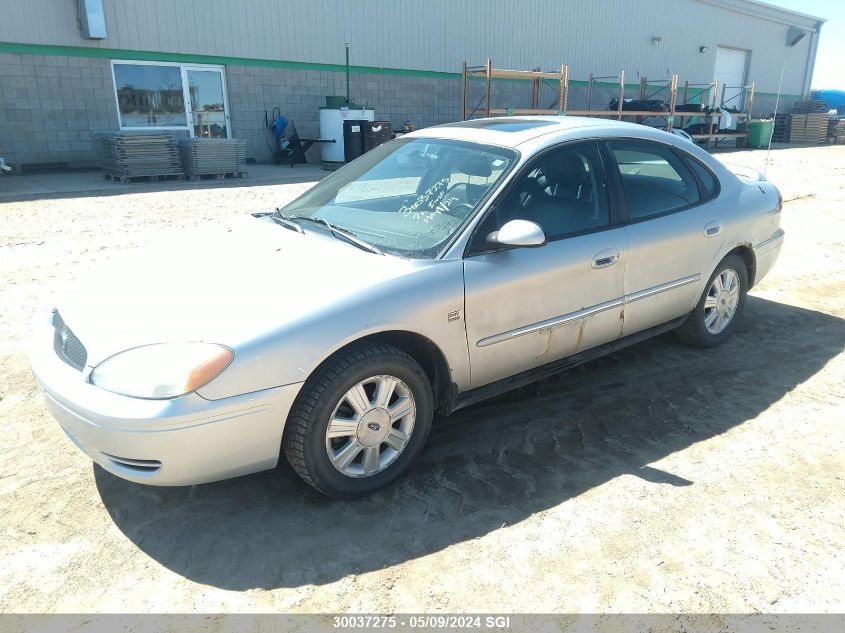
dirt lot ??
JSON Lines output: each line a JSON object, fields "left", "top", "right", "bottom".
{"left": 1, "top": 145, "right": 843, "bottom": 614}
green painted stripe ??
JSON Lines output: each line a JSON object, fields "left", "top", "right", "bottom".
{"left": 0, "top": 41, "right": 459, "bottom": 79}
{"left": 0, "top": 41, "right": 802, "bottom": 99}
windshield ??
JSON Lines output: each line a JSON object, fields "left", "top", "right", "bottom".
{"left": 278, "top": 137, "right": 517, "bottom": 258}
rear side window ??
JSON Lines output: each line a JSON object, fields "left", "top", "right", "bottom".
{"left": 608, "top": 140, "right": 701, "bottom": 220}
{"left": 684, "top": 155, "right": 719, "bottom": 200}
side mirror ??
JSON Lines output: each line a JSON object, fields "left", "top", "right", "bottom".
{"left": 487, "top": 219, "right": 547, "bottom": 248}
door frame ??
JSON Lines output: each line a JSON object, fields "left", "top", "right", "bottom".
{"left": 110, "top": 59, "right": 232, "bottom": 137}
{"left": 181, "top": 64, "right": 232, "bottom": 139}
{"left": 599, "top": 137, "right": 716, "bottom": 225}
{"left": 462, "top": 139, "right": 622, "bottom": 258}
{"left": 713, "top": 45, "right": 750, "bottom": 109}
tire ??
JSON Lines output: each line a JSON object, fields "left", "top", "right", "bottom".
{"left": 282, "top": 342, "right": 434, "bottom": 498}
{"left": 675, "top": 254, "right": 748, "bottom": 348}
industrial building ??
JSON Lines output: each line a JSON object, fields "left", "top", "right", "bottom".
{"left": 0, "top": 0, "right": 824, "bottom": 170}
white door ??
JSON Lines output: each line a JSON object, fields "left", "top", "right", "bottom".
{"left": 714, "top": 46, "right": 748, "bottom": 109}
{"left": 182, "top": 67, "right": 231, "bottom": 138}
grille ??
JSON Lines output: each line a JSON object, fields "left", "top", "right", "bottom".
{"left": 52, "top": 310, "right": 87, "bottom": 371}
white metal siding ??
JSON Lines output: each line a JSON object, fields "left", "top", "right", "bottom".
{"left": 0, "top": 0, "right": 820, "bottom": 94}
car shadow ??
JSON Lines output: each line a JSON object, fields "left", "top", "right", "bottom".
{"left": 94, "top": 296, "right": 845, "bottom": 590}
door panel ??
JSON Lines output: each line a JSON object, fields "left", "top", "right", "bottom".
{"left": 714, "top": 46, "right": 748, "bottom": 109}
{"left": 464, "top": 228, "right": 627, "bottom": 388}
{"left": 463, "top": 141, "right": 627, "bottom": 388}
{"left": 622, "top": 207, "right": 723, "bottom": 336}
{"left": 184, "top": 68, "right": 230, "bottom": 138}
{"left": 607, "top": 139, "right": 725, "bottom": 336}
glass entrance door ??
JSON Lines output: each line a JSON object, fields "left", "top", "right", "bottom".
{"left": 183, "top": 68, "right": 230, "bottom": 138}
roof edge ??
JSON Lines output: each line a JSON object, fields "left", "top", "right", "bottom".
{"left": 694, "top": 0, "right": 824, "bottom": 29}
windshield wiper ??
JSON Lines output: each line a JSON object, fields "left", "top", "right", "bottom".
{"left": 269, "top": 208, "right": 305, "bottom": 233}
{"left": 284, "top": 214, "right": 384, "bottom": 256}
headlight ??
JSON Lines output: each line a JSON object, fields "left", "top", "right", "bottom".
{"left": 89, "top": 343, "right": 233, "bottom": 399}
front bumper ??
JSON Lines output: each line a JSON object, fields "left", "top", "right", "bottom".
{"left": 30, "top": 321, "right": 303, "bottom": 486}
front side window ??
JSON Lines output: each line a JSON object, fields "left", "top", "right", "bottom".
{"left": 608, "top": 140, "right": 701, "bottom": 220}
{"left": 278, "top": 138, "right": 517, "bottom": 258}
{"left": 113, "top": 63, "right": 187, "bottom": 128}
{"left": 472, "top": 142, "right": 609, "bottom": 250}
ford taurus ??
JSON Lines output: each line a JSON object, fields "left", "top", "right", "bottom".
{"left": 30, "top": 117, "right": 784, "bottom": 497}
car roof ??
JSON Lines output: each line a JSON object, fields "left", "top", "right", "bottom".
{"left": 404, "top": 116, "right": 647, "bottom": 148}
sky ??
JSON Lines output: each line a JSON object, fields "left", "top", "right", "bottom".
{"left": 767, "top": 0, "right": 844, "bottom": 88}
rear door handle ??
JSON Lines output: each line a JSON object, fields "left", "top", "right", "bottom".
{"left": 704, "top": 221, "right": 722, "bottom": 237}
{"left": 592, "top": 249, "right": 621, "bottom": 269}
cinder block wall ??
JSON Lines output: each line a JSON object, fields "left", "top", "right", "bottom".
{"left": 0, "top": 50, "right": 801, "bottom": 169}
{"left": 0, "top": 52, "right": 118, "bottom": 168}
{"left": 227, "top": 66, "right": 465, "bottom": 163}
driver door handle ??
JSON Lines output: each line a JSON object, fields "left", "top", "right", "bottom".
{"left": 592, "top": 249, "right": 621, "bottom": 269}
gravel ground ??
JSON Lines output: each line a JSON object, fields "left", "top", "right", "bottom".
{"left": 0, "top": 145, "right": 843, "bottom": 614}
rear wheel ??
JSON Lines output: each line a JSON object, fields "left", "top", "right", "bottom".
{"left": 675, "top": 254, "right": 748, "bottom": 348}
{"left": 282, "top": 343, "right": 433, "bottom": 497}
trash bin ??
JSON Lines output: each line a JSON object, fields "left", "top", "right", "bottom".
{"left": 747, "top": 119, "right": 774, "bottom": 149}
{"left": 363, "top": 121, "right": 392, "bottom": 152}
{"left": 343, "top": 119, "right": 366, "bottom": 162}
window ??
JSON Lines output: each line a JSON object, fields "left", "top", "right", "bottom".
{"left": 608, "top": 140, "right": 701, "bottom": 220}
{"left": 473, "top": 143, "right": 609, "bottom": 249}
{"left": 111, "top": 62, "right": 230, "bottom": 136}
{"left": 113, "top": 63, "right": 187, "bottom": 128}
{"left": 684, "top": 155, "right": 719, "bottom": 200}
{"left": 279, "top": 138, "right": 517, "bottom": 258}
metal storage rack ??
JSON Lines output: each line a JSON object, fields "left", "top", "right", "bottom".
{"left": 461, "top": 58, "right": 756, "bottom": 148}
{"left": 462, "top": 58, "right": 569, "bottom": 119}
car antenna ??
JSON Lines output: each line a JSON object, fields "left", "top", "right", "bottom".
{"left": 763, "top": 59, "right": 787, "bottom": 181}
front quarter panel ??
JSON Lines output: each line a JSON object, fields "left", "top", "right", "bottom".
{"left": 197, "top": 259, "right": 469, "bottom": 399}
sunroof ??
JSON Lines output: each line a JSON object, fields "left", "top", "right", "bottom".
{"left": 440, "top": 119, "right": 559, "bottom": 132}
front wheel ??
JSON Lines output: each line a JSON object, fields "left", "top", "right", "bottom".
{"left": 282, "top": 343, "right": 433, "bottom": 497}
{"left": 675, "top": 254, "right": 748, "bottom": 348}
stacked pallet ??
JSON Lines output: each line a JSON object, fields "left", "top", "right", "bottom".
{"left": 178, "top": 138, "right": 247, "bottom": 179}
{"left": 772, "top": 114, "right": 791, "bottom": 143}
{"left": 94, "top": 132, "right": 184, "bottom": 181}
{"left": 826, "top": 119, "right": 845, "bottom": 144}
{"left": 788, "top": 100, "right": 829, "bottom": 144}
{"left": 789, "top": 113, "right": 829, "bottom": 144}
{"left": 791, "top": 100, "right": 828, "bottom": 114}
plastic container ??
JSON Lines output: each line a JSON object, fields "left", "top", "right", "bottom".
{"left": 318, "top": 107, "right": 374, "bottom": 163}
{"left": 343, "top": 120, "right": 367, "bottom": 162}
{"left": 363, "top": 121, "right": 392, "bottom": 152}
{"left": 747, "top": 119, "right": 774, "bottom": 148}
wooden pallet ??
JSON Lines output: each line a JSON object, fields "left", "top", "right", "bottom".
{"left": 828, "top": 119, "right": 845, "bottom": 144}
{"left": 104, "top": 172, "right": 186, "bottom": 184}
{"left": 772, "top": 114, "right": 791, "bottom": 143}
{"left": 186, "top": 171, "right": 247, "bottom": 181}
{"left": 791, "top": 100, "right": 829, "bottom": 114}
{"left": 789, "top": 113, "right": 829, "bottom": 144}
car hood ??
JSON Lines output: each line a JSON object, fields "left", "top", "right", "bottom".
{"left": 56, "top": 215, "right": 424, "bottom": 366}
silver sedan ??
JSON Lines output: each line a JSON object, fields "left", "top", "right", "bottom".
{"left": 30, "top": 117, "right": 784, "bottom": 497}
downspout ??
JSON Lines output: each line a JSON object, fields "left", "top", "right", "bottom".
{"left": 801, "top": 21, "right": 823, "bottom": 96}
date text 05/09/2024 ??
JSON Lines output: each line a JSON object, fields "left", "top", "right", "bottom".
{"left": 332, "top": 615, "right": 512, "bottom": 630}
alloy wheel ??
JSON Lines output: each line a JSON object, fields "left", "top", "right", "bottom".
{"left": 704, "top": 268, "right": 740, "bottom": 334}
{"left": 325, "top": 375, "right": 416, "bottom": 478}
